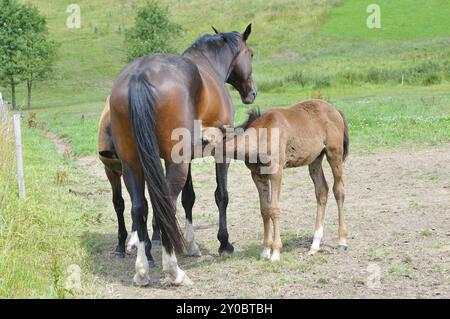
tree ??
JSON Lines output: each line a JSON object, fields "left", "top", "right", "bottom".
{"left": 125, "top": 1, "right": 182, "bottom": 62}
{"left": 0, "top": 0, "right": 56, "bottom": 110}
{"left": 22, "top": 5, "right": 57, "bottom": 110}
{"left": 0, "top": 0, "right": 27, "bottom": 110}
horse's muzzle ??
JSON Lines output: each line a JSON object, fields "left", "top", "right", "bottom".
{"left": 242, "top": 90, "right": 257, "bottom": 104}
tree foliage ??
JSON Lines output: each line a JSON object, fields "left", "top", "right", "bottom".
{"left": 0, "top": 0, "right": 57, "bottom": 110}
{"left": 125, "top": 1, "right": 182, "bottom": 62}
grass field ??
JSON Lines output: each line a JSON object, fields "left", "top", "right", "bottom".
{"left": 0, "top": 0, "right": 449, "bottom": 298}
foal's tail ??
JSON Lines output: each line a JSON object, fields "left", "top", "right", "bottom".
{"left": 128, "top": 72, "right": 184, "bottom": 255}
{"left": 337, "top": 110, "right": 349, "bottom": 161}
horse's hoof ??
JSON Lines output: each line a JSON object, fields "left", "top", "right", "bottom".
{"left": 218, "top": 243, "right": 234, "bottom": 256}
{"left": 148, "top": 259, "right": 156, "bottom": 268}
{"left": 114, "top": 251, "right": 126, "bottom": 259}
{"left": 260, "top": 248, "right": 271, "bottom": 260}
{"left": 133, "top": 273, "right": 150, "bottom": 287}
{"left": 186, "top": 242, "right": 202, "bottom": 257}
{"left": 152, "top": 239, "right": 162, "bottom": 247}
{"left": 338, "top": 245, "right": 348, "bottom": 252}
{"left": 170, "top": 271, "right": 193, "bottom": 286}
{"left": 308, "top": 249, "right": 319, "bottom": 256}
{"left": 270, "top": 251, "right": 281, "bottom": 262}
{"left": 126, "top": 245, "right": 137, "bottom": 253}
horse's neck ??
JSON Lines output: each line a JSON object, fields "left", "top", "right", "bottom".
{"left": 183, "top": 49, "right": 232, "bottom": 82}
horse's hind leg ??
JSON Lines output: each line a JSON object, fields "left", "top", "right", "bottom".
{"left": 182, "top": 164, "right": 201, "bottom": 257}
{"left": 161, "top": 161, "right": 192, "bottom": 285}
{"left": 308, "top": 153, "right": 329, "bottom": 256}
{"left": 252, "top": 172, "right": 273, "bottom": 260}
{"left": 121, "top": 163, "right": 154, "bottom": 286}
{"left": 326, "top": 150, "right": 348, "bottom": 251}
{"left": 105, "top": 167, "right": 127, "bottom": 258}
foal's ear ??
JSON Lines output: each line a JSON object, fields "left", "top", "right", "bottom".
{"left": 243, "top": 23, "right": 252, "bottom": 41}
{"left": 211, "top": 26, "right": 220, "bottom": 34}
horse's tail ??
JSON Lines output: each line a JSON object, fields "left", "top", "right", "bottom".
{"left": 128, "top": 72, "right": 184, "bottom": 255}
{"left": 337, "top": 110, "right": 349, "bottom": 162}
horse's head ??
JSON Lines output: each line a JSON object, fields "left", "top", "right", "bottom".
{"left": 214, "top": 24, "right": 257, "bottom": 104}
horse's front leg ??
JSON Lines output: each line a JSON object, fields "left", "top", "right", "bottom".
{"left": 215, "top": 162, "right": 234, "bottom": 255}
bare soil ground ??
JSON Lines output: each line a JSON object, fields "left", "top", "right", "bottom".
{"left": 61, "top": 140, "right": 450, "bottom": 299}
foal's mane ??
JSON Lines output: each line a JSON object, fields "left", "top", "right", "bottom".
{"left": 183, "top": 32, "right": 242, "bottom": 60}
{"left": 236, "top": 108, "right": 263, "bottom": 131}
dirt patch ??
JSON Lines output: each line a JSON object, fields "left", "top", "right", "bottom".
{"left": 51, "top": 128, "right": 449, "bottom": 298}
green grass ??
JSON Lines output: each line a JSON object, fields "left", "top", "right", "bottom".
{"left": 0, "top": 124, "right": 101, "bottom": 298}
{"left": 322, "top": 0, "right": 450, "bottom": 40}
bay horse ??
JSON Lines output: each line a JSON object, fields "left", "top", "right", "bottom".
{"left": 202, "top": 99, "right": 349, "bottom": 261}
{"left": 107, "top": 24, "right": 256, "bottom": 286}
{"left": 98, "top": 97, "right": 199, "bottom": 258}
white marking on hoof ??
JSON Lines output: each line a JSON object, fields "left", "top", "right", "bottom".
{"left": 170, "top": 268, "right": 193, "bottom": 286}
{"left": 127, "top": 231, "right": 139, "bottom": 253}
{"left": 308, "top": 248, "right": 319, "bottom": 256}
{"left": 260, "top": 247, "right": 271, "bottom": 260}
{"left": 270, "top": 251, "right": 281, "bottom": 262}
{"left": 184, "top": 221, "right": 202, "bottom": 257}
{"left": 310, "top": 226, "right": 323, "bottom": 252}
{"left": 133, "top": 242, "right": 150, "bottom": 287}
{"left": 186, "top": 241, "right": 202, "bottom": 257}
{"left": 162, "top": 247, "right": 192, "bottom": 285}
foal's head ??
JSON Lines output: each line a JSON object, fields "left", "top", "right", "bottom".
{"left": 213, "top": 24, "right": 257, "bottom": 104}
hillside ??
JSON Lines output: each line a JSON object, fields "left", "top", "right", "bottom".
{"left": 1, "top": 0, "right": 448, "bottom": 109}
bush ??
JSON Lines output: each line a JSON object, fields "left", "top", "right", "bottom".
{"left": 125, "top": 1, "right": 182, "bottom": 62}
{"left": 313, "top": 76, "right": 331, "bottom": 89}
{"left": 422, "top": 73, "right": 442, "bottom": 86}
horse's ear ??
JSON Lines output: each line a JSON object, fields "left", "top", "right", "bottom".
{"left": 243, "top": 23, "right": 252, "bottom": 41}
{"left": 211, "top": 26, "right": 220, "bottom": 34}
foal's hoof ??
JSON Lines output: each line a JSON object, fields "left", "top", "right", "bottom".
{"left": 151, "top": 239, "right": 162, "bottom": 247}
{"left": 218, "top": 243, "right": 234, "bottom": 257}
{"left": 270, "top": 251, "right": 281, "bottom": 262}
{"left": 338, "top": 245, "right": 348, "bottom": 252}
{"left": 260, "top": 248, "right": 271, "bottom": 260}
{"left": 133, "top": 273, "right": 150, "bottom": 287}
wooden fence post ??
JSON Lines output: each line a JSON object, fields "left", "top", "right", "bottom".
{"left": 0, "top": 92, "right": 7, "bottom": 126}
{"left": 13, "top": 113, "right": 26, "bottom": 199}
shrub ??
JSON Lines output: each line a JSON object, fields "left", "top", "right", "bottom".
{"left": 125, "top": 1, "right": 182, "bottom": 62}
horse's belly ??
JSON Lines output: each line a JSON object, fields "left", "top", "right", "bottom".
{"left": 284, "top": 139, "right": 324, "bottom": 168}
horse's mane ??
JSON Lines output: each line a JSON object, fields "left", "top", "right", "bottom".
{"left": 236, "top": 108, "right": 262, "bottom": 131}
{"left": 183, "top": 32, "right": 241, "bottom": 59}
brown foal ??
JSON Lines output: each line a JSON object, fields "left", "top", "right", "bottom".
{"left": 203, "top": 99, "right": 349, "bottom": 261}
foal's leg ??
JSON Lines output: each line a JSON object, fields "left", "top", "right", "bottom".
{"left": 268, "top": 170, "right": 283, "bottom": 262}
{"left": 105, "top": 167, "right": 127, "bottom": 258}
{"left": 162, "top": 161, "right": 192, "bottom": 285}
{"left": 326, "top": 151, "right": 348, "bottom": 251}
{"left": 251, "top": 172, "right": 273, "bottom": 260}
{"left": 308, "top": 154, "right": 329, "bottom": 255}
{"left": 122, "top": 163, "right": 154, "bottom": 286}
{"left": 215, "top": 162, "right": 234, "bottom": 256}
{"left": 182, "top": 164, "right": 201, "bottom": 256}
